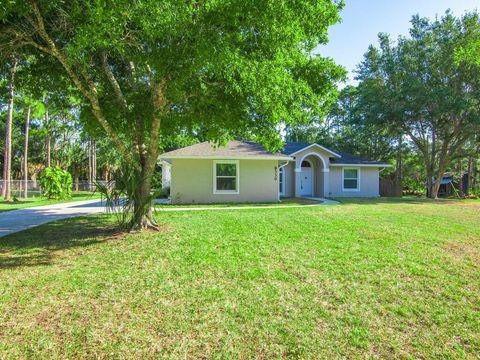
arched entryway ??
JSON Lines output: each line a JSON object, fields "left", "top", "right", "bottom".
{"left": 295, "top": 152, "right": 329, "bottom": 198}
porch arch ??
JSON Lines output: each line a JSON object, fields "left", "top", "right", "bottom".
{"left": 294, "top": 152, "right": 330, "bottom": 198}
{"left": 295, "top": 151, "right": 328, "bottom": 172}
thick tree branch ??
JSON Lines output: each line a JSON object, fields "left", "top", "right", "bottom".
{"left": 28, "top": 0, "right": 139, "bottom": 170}
{"left": 101, "top": 51, "right": 128, "bottom": 111}
{"left": 405, "top": 128, "right": 426, "bottom": 156}
{"left": 99, "top": 53, "right": 137, "bottom": 150}
{"left": 145, "top": 77, "right": 169, "bottom": 173}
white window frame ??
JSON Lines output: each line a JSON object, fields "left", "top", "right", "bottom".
{"left": 342, "top": 167, "right": 360, "bottom": 192}
{"left": 279, "top": 166, "right": 285, "bottom": 196}
{"left": 213, "top": 160, "right": 240, "bottom": 194}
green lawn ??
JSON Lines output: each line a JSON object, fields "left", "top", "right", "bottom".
{"left": 0, "top": 198, "right": 479, "bottom": 358}
{"left": 155, "top": 196, "right": 322, "bottom": 208}
{"left": 0, "top": 192, "right": 100, "bottom": 213}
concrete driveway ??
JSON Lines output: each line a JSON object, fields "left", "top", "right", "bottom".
{"left": 0, "top": 197, "right": 338, "bottom": 238}
{"left": 0, "top": 199, "right": 106, "bottom": 238}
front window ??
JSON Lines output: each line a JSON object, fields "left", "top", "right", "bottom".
{"left": 214, "top": 160, "right": 239, "bottom": 194}
{"left": 343, "top": 168, "right": 359, "bottom": 191}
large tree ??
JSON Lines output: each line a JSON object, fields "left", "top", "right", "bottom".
{"left": 356, "top": 12, "right": 480, "bottom": 198}
{"left": 0, "top": 0, "right": 344, "bottom": 229}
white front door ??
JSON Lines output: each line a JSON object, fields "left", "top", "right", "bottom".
{"left": 300, "top": 167, "right": 313, "bottom": 196}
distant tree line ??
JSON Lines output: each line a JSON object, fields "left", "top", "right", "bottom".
{"left": 0, "top": 56, "right": 123, "bottom": 200}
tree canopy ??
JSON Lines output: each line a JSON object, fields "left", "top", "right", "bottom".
{"left": 285, "top": 11, "right": 480, "bottom": 198}
{"left": 0, "top": 0, "right": 345, "bottom": 228}
{"left": 349, "top": 12, "right": 480, "bottom": 198}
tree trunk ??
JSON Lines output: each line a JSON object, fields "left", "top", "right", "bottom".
{"left": 74, "top": 171, "right": 79, "bottom": 192}
{"left": 129, "top": 79, "right": 166, "bottom": 231}
{"left": 131, "top": 165, "right": 158, "bottom": 231}
{"left": 474, "top": 155, "right": 479, "bottom": 192}
{"left": 395, "top": 135, "right": 403, "bottom": 196}
{"left": 92, "top": 139, "right": 97, "bottom": 191}
{"left": 427, "top": 130, "right": 436, "bottom": 198}
{"left": 88, "top": 139, "right": 92, "bottom": 191}
{"left": 431, "top": 162, "right": 448, "bottom": 199}
{"left": 431, "top": 142, "right": 450, "bottom": 199}
{"left": 23, "top": 106, "right": 31, "bottom": 198}
{"left": 45, "top": 102, "right": 51, "bottom": 167}
{"left": 0, "top": 97, "right": 2, "bottom": 198}
{"left": 2, "top": 58, "right": 17, "bottom": 201}
{"left": 466, "top": 157, "right": 473, "bottom": 196}
{"left": 425, "top": 163, "right": 433, "bottom": 198}
{"left": 457, "top": 159, "right": 464, "bottom": 197}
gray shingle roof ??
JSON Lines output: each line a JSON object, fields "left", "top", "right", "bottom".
{"left": 329, "top": 150, "right": 388, "bottom": 166}
{"left": 160, "top": 140, "right": 292, "bottom": 160}
{"left": 281, "top": 142, "right": 312, "bottom": 155}
{"left": 161, "top": 140, "right": 389, "bottom": 166}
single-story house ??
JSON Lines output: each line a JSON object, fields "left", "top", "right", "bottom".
{"left": 160, "top": 140, "right": 390, "bottom": 204}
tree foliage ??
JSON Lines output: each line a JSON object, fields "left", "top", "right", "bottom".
{"left": 284, "top": 11, "right": 480, "bottom": 198}
{"left": 455, "top": 11, "right": 480, "bottom": 65}
{"left": 0, "top": 0, "right": 345, "bottom": 229}
{"left": 355, "top": 11, "right": 480, "bottom": 198}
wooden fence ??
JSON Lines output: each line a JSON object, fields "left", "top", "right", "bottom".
{"left": 380, "top": 178, "right": 402, "bottom": 197}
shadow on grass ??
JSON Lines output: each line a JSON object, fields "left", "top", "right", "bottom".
{"left": 0, "top": 200, "right": 36, "bottom": 205}
{"left": 0, "top": 200, "right": 36, "bottom": 213}
{"left": 0, "top": 215, "right": 122, "bottom": 269}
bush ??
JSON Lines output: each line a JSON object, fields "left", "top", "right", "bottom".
{"left": 150, "top": 168, "right": 162, "bottom": 191}
{"left": 154, "top": 186, "right": 170, "bottom": 199}
{"left": 40, "top": 167, "right": 73, "bottom": 200}
{"left": 468, "top": 188, "right": 480, "bottom": 199}
{"left": 95, "top": 165, "right": 155, "bottom": 229}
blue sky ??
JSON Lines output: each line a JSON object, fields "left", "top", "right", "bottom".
{"left": 318, "top": 0, "right": 479, "bottom": 85}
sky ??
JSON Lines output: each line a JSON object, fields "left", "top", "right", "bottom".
{"left": 319, "top": 0, "right": 479, "bottom": 85}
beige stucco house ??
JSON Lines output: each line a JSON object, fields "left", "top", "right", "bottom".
{"left": 160, "top": 140, "right": 390, "bottom": 204}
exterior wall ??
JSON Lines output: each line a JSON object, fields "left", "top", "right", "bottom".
{"left": 161, "top": 161, "right": 171, "bottom": 189}
{"left": 282, "top": 162, "right": 295, "bottom": 197}
{"left": 328, "top": 167, "right": 380, "bottom": 197}
{"left": 170, "top": 159, "right": 279, "bottom": 204}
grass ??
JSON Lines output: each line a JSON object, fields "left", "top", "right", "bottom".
{"left": 0, "top": 192, "right": 100, "bottom": 213}
{"left": 0, "top": 198, "right": 479, "bottom": 358}
{"left": 155, "top": 196, "right": 322, "bottom": 208}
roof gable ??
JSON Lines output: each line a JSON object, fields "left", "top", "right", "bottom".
{"left": 283, "top": 143, "right": 341, "bottom": 158}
